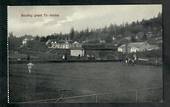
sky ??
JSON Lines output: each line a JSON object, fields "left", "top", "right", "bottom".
{"left": 8, "top": 5, "right": 162, "bottom": 37}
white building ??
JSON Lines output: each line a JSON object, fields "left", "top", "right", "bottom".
{"left": 117, "top": 42, "right": 159, "bottom": 53}
{"left": 72, "top": 41, "right": 82, "bottom": 48}
{"left": 70, "top": 48, "right": 84, "bottom": 57}
{"left": 22, "top": 38, "right": 34, "bottom": 45}
{"left": 46, "top": 39, "right": 82, "bottom": 49}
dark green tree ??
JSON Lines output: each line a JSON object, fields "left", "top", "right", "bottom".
{"left": 70, "top": 28, "right": 75, "bottom": 40}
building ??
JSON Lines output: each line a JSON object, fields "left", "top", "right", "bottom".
{"left": 72, "top": 41, "right": 82, "bottom": 48}
{"left": 135, "top": 32, "right": 145, "bottom": 41}
{"left": 20, "top": 36, "right": 34, "bottom": 48}
{"left": 117, "top": 42, "right": 160, "bottom": 53}
{"left": 146, "top": 31, "right": 154, "bottom": 38}
{"left": 70, "top": 48, "right": 84, "bottom": 57}
{"left": 22, "top": 37, "right": 34, "bottom": 45}
{"left": 46, "top": 39, "right": 70, "bottom": 49}
{"left": 82, "top": 43, "right": 117, "bottom": 60}
{"left": 46, "top": 39, "right": 82, "bottom": 49}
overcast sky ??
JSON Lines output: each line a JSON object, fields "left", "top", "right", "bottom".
{"left": 8, "top": 5, "right": 162, "bottom": 37}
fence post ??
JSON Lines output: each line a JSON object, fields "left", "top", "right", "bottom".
{"left": 135, "top": 90, "right": 138, "bottom": 102}
{"left": 95, "top": 95, "right": 98, "bottom": 103}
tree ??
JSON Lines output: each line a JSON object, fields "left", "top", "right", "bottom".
{"left": 35, "top": 35, "right": 40, "bottom": 41}
{"left": 26, "top": 40, "right": 48, "bottom": 52}
{"left": 142, "top": 34, "right": 147, "bottom": 41}
{"left": 105, "top": 35, "right": 113, "bottom": 43}
{"left": 131, "top": 35, "right": 137, "bottom": 42}
{"left": 70, "top": 28, "right": 75, "bottom": 40}
{"left": 8, "top": 32, "right": 22, "bottom": 51}
{"left": 40, "top": 37, "right": 47, "bottom": 42}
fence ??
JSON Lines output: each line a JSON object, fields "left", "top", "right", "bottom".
{"left": 16, "top": 87, "right": 162, "bottom": 103}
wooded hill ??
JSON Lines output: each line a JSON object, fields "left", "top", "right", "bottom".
{"left": 8, "top": 13, "right": 162, "bottom": 52}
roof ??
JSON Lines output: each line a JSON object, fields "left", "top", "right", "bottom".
{"left": 70, "top": 47, "right": 84, "bottom": 50}
{"left": 73, "top": 41, "right": 80, "bottom": 44}
{"left": 128, "top": 42, "right": 148, "bottom": 48}
{"left": 119, "top": 42, "right": 159, "bottom": 50}
{"left": 46, "top": 39, "right": 73, "bottom": 44}
{"left": 82, "top": 43, "right": 117, "bottom": 50}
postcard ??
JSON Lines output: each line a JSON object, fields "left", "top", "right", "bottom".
{"left": 7, "top": 5, "right": 162, "bottom": 103}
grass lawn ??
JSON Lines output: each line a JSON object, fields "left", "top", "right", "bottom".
{"left": 9, "top": 62, "right": 162, "bottom": 103}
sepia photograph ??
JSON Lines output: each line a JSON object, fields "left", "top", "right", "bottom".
{"left": 8, "top": 5, "right": 162, "bottom": 103}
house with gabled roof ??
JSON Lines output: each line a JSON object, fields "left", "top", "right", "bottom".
{"left": 117, "top": 42, "right": 160, "bottom": 53}
{"left": 46, "top": 39, "right": 82, "bottom": 49}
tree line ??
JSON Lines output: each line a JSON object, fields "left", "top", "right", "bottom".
{"left": 8, "top": 12, "right": 162, "bottom": 51}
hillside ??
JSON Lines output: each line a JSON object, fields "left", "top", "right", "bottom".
{"left": 8, "top": 13, "right": 162, "bottom": 54}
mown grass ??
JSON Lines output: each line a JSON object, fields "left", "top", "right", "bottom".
{"left": 9, "top": 62, "right": 162, "bottom": 103}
